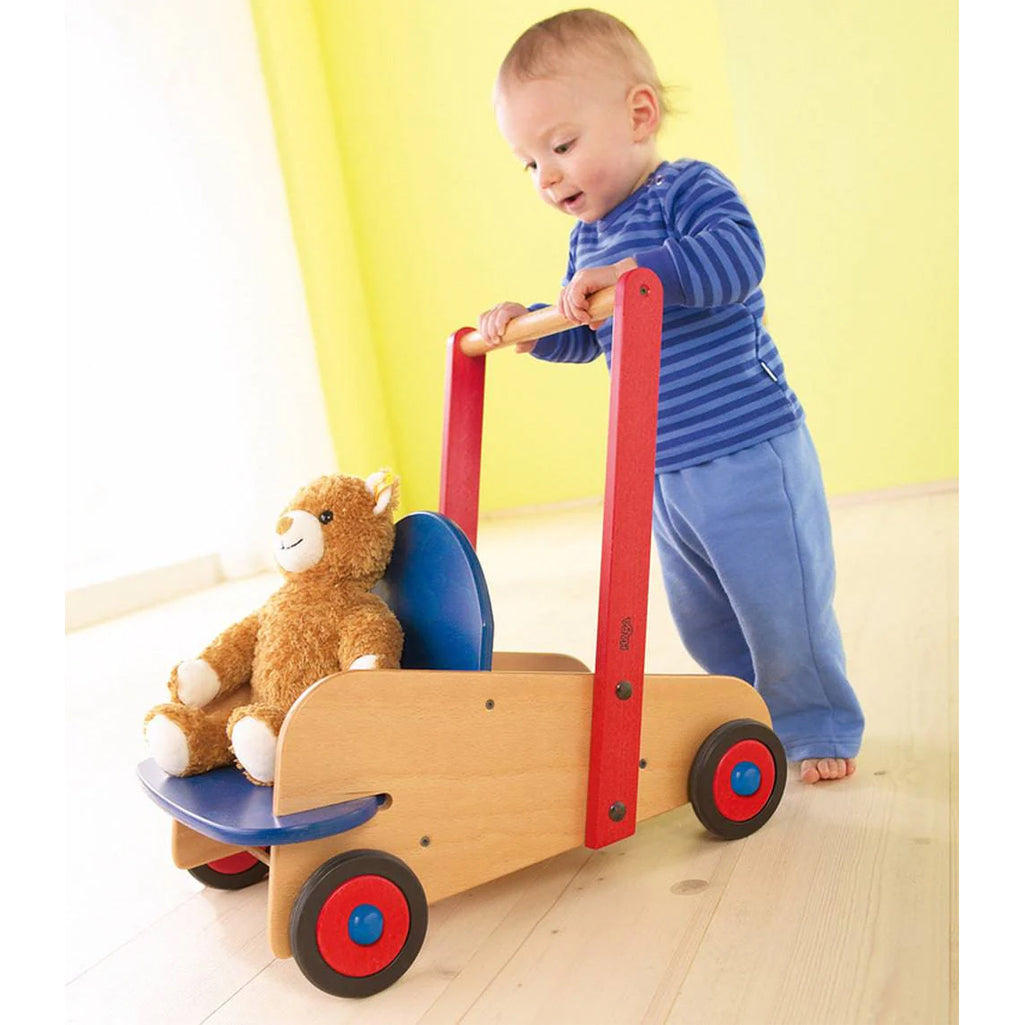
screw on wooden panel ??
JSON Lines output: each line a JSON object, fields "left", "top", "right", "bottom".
{"left": 420, "top": 836, "right": 431, "bottom": 847}
{"left": 609, "top": 802, "right": 627, "bottom": 822}
{"left": 485, "top": 699, "right": 495, "bottom": 710}
{"left": 615, "top": 680, "right": 632, "bottom": 700}
{"left": 639, "top": 758, "right": 648, "bottom": 769}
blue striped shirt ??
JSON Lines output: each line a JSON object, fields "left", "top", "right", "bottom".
{"left": 531, "top": 159, "right": 804, "bottom": 471}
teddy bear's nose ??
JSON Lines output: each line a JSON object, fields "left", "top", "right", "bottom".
{"left": 276, "top": 515, "right": 293, "bottom": 536}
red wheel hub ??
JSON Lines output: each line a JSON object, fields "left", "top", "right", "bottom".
{"left": 712, "top": 739, "right": 776, "bottom": 821}
{"left": 206, "top": 851, "right": 259, "bottom": 875}
{"left": 315, "top": 875, "right": 410, "bottom": 977}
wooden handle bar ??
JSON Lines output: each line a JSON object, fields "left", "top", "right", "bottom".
{"left": 459, "top": 285, "right": 617, "bottom": 357}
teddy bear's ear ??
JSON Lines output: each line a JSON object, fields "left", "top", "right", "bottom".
{"left": 366, "top": 469, "right": 399, "bottom": 516}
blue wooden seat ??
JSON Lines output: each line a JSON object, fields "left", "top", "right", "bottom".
{"left": 138, "top": 511, "right": 494, "bottom": 847}
{"left": 374, "top": 511, "right": 494, "bottom": 672}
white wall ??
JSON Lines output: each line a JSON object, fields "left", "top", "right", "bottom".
{"left": 67, "top": 0, "right": 336, "bottom": 589}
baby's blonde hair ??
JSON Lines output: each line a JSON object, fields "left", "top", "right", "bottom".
{"left": 496, "top": 8, "right": 671, "bottom": 116}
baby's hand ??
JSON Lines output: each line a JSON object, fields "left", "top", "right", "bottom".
{"left": 478, "top": 302, "right": 536, "bottom": 353}
{"left": 558, "top": 258, "right": 638, "bottom": 328}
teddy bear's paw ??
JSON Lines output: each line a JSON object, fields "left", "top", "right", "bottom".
{"left": 230, "top": 716, "right": 278, "bottom": 785}
{"left": 176, "top": 659, "right": 221, "bottom": 708}
{"left": 348, "top": 654, "right": 383, "bottom": 671}
{"left": 145, "top": 714, "right": 191, "bottom": 776}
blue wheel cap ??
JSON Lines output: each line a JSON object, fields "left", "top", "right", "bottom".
{"left": 348, "top": 903, "right": 385, "bottom": 946}
{"left": 731, "top": 761, "right": 762, "bottom": 797}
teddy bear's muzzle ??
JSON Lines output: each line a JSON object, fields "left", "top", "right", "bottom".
{"left": 274, "top": 510, "right": 325, "bottom": 573}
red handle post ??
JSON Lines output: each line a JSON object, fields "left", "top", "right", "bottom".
{"left": 585, "top": 268, "right": 662, "bottom": 847}
{"left": 439, "top": 327, "right": 485, "bottom": 548}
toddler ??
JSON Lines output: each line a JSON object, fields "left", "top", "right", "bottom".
{"left": 477, "top": 9, "right": 864, "bottom": 782}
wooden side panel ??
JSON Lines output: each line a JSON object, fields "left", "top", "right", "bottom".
{"left": 265, "top": 669, "right": 771, "bottom": 958}
{"left": 268, "top": 669, "right": 591, "bottom": 958}
{"left": 274, "top": 668, "right": 592, "bottom": 835}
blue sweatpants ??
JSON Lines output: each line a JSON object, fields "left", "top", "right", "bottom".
{"left": 651, "top": 423, "right": 864, "bottom": 761}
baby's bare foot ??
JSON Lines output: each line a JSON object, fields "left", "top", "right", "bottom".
{"left": 799, "top": 757, "right": 857, "bottom": 784}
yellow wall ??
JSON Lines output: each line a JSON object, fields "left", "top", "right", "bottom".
{"left": 251, "top": 0, "right": 956, "bottom": 512}
{"left": 250, "top": 0, "right": 396, "bottom": 477}
{"left": 714, "top": 0, "right": 958, "bottom": 494}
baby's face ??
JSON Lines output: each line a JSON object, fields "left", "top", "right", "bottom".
{"left": 496, "top": 68, "right": 656, "bottom": 223}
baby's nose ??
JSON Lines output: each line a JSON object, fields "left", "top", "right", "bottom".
{"left": 276, "top": 515, "right": 293, "bottom": 535}
{"left": 539, "top": 164, "right": 562, "bottom": 189}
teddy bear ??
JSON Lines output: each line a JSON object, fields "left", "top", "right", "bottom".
{"left": 143, "top": 470, "right": 404, "bottom": 786}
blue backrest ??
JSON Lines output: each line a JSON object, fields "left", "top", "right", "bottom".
{"left": 373, "top": 512, "right": 494, "bottom": 671}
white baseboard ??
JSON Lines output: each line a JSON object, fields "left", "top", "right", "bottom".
{"left": 828, "top": 478, "right": 958, "bottom": 507}
{"left": 65, "top": 555, "right": 224, "bottom": 632}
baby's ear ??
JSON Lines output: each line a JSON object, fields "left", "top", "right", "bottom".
{"left": 365, "top": 469, "right": 399, "bottom": 516}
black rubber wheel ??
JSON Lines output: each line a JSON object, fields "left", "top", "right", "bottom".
{"left": 187, "top": 850, "right": 269, "bottom": 890}
{"left": 290, "top": 849, "right": 428, "bottom": 998}
{"left": 689, "top": 718, "right": 787, "bottom": 839}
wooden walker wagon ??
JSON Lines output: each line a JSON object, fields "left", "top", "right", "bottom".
{"left": 138, "top": 268, "right": 786, "bottom": 998}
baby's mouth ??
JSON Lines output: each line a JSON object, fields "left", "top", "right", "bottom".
{"left": 561, "top": 192, "right": 584, "bottom": 211}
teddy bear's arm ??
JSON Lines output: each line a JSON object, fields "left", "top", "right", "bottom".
{"left": 168, "top": 612, "right": 261, "bottom": 706}
{"left": 337, "top": 599, "right": 404, "bottom": 671}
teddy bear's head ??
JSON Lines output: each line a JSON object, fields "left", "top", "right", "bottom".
{"left": 273, "top": 471, "right": 398, "bottom": 585}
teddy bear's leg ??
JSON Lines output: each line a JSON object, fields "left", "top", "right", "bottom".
{"left": 226, "top": 703, "right": 288, "bottom": 786}
{"left": 144, "top": 702, "right": 237, "bottom": 777}
{"left": 339, "top": 609, "right": 404, "bottom": 671}
{"left": 168, "top": 613, "right": 260, "bottom": 707}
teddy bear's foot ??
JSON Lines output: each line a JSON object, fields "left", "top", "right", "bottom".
{"left": 175, "top": 658, "right": 221, "bottom": 708}
{"left": 226, "top": 704, "right": 287, "bottom": 786}
{"left": 145, "top": 714, "right": 191, "bottom": 776}
{"left": 144, "top": 702, "right": 235, "bottom": 777}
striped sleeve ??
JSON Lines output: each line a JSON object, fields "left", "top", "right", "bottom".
{"left": 530, "top": 237, "right": 602, "bottom": 364}
{"left": 635, "top": 166, "right": 765, "bottom": 307}
{"left": 529, "top": 312, "right": 602, "bottom": 363}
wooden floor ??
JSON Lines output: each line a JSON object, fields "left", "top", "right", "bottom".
{"left": 66, "top": 486, "right": 957, "bottom": 1025}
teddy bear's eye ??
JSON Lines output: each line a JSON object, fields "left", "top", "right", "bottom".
{"left": 319, "top": 510, "right": 334, "bottom": 524}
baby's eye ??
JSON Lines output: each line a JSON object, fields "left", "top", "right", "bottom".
{"left": 553, "top": 140, "right": 574, "bottom": 155}
{"left": 523, "top": 160, "right": 537, "bottom": 172}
